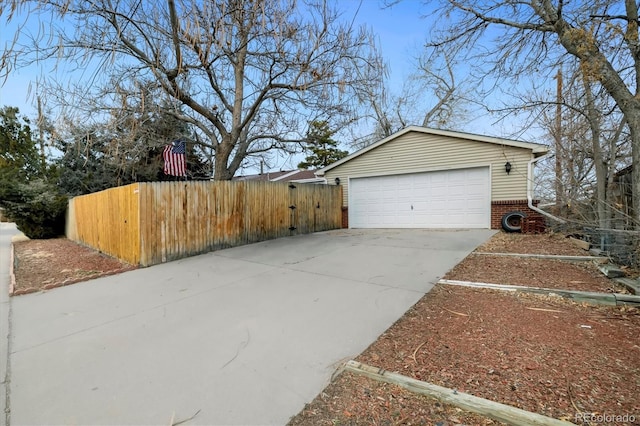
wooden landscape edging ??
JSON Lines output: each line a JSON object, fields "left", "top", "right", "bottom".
{"left": 473, "top": 252, "right": 609, "bottom": 263}
{"left": 597, "top": 264, "right": 625, "bottom": 278}
{"left": 343, "top": 360, "right": 575, "bottom": 426}
{"left": 615, "top": 277, "right": 640, "bottom": 295}
{"left": 437, "top": 279, "right": 640, "bottom": 307}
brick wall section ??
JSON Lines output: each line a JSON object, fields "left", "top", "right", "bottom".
{"left": 491, "top": 200, "right": 541, "bottom": 230}
{"left": 341, "top": 207, "right": 349, "bottom": 228}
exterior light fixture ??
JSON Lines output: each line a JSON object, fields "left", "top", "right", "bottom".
{"left": 505, "top": 162, "right": 512, "bottom": 175}
{"left": 334, "top": 177, "right": 341, "bottom": 185}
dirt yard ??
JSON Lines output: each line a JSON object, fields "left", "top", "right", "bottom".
{"left": 10, "top": 232, "right": 640, "bottom": 425}
{"left": 12, "top": 238, "right": 135, "bottom": 295}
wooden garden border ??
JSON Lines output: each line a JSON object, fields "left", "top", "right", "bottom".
{"left": 343, "top": 360, "right": 575, "bottom": 426}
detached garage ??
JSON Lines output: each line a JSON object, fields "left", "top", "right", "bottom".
{"left": 317, "top": 126, "right": 549, "bottom": 229}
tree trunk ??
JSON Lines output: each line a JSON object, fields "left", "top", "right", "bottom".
{"left": 213, "top": 137, "right": 234, "bottom": 180}
{"left": 551, "top": 3, "right": 640, "bottom": 227}
{"left": 554, "top": 68, "right": 564, "bottom": 216}
{"left": 627, "top": 115, "right": 640, "bottom": 226}
{"left": 581, "top": 72, "right": 608, "bottom": 231}
{"left": 213, "top": 155, "right": 233, "bottom": 180}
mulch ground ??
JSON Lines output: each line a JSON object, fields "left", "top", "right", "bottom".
{"left": 12, "top": 238, "right": 135, "bottom": 295}
{"left": 290, "top": 370, "right": 501, "bottom": 425}
{"left": 357, "top": 287, "right": 640, "bottom": 421}
{"left": 446, "top": 254, "right": 625, "bottom": 293}
{"left": 473, "top": 232, "right": 588, "bottom": 256}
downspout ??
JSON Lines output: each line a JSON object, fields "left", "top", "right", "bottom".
{"left": 528, "top": 154, "right": 566, "bottom": 224}
{"left": 314, "top": 173, "right": 328, "bottom": 185}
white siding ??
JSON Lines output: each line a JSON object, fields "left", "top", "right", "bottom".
{"left": 325, "top": 131, "right": 535, "bottom": 206}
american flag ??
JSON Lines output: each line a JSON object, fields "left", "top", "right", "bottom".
{"left": 163, "top": 140, "right": 187, "bottom": 177}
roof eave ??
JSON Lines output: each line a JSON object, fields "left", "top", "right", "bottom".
{"left": 533, "top": 147, "right": 550, "bottom": 157}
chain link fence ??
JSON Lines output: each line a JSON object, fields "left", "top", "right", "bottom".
{"left": 547, "top": 218, "right": 640, "bottom": 268}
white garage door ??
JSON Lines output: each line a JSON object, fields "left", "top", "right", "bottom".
{"left": 349, "top": 167, "right": 490, "bottom": 228}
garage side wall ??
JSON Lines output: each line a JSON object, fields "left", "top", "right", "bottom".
{"left": 325, "top": 132, "right": 534, "bottom": 207}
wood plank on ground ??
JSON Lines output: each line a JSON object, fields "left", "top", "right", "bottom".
{"left": 437, "top": 279, "right": 627, "bottom": 306}
{"left": 569, "top": 237, "right": 590, "bottom": 251}
{"left": 343, "top": 360, "right": 575, "bottom": 426}
{"left": 615, "top": 278, "right": 640, "bottom": 295}
{"left": 473, "top": 252, "right": 608, "bottom": 263}
{"left": 597, "top": 264, "right": 625, "bottom": 278}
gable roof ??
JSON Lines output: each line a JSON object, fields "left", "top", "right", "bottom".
{"left": 317, "top": 126, "right": 549, "bottom": 175}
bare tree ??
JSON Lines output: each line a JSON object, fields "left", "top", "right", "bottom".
{"left": 352, "top": 48, "right": 474, "bottom": 150}
{"left": 2, "top": 0, "right": 382, "bottom": 180}
{"left": 415, "top": 51, "right": 470, "bottom": 128}
{"left": 485, "top": 51, "right": 631, "bottom": 229}
{"left": 530, "top": 64, "right": 629, "bottom": 225}
{"left": 425, "top": 0, "right": 640, "bottom": 226}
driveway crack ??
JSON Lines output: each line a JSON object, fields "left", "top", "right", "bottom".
{"left": 221, "top": 327, "right": 250, "bottom": 369}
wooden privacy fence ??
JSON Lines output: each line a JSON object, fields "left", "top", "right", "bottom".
{"left": 66, "top": 181, "right": 342, "bottom": 267}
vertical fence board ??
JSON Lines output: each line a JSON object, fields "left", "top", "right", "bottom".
{"left": 66, "top": 198, "right": 78, "bottom": 241}
{"left": 139, "top": 183, "right": 148, "bottom": 266}
{"left": 67, "top": 183, "right": 141, "bottom": 265}
{"left": 67, "top": 181, "right": 341, "bottom": 267}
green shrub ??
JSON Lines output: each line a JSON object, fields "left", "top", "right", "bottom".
{"left": 0, "top": 179, "right": 68, "bottom": 239}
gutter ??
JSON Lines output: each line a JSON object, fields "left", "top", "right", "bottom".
{"left": 313, "top": 170, "right": 328, "bottom": 185}
{"left": 527, "top": 154, "right": 566, "bottom": 224}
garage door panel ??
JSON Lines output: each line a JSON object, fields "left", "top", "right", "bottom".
{"left": 466, "top": 212, "right": 487, "bottom": 221}
{"left": 447, "top": 199, "right": 467, "bottom": 210}
{"left": 448, "top": 186, "right": 466, "bottom": 197}
{"left": 432, "top": 187, "right": 449, "bottom": 197}
{"left": 413, "top": 200, "right": 429, "bottom": 210}
{"left": 349, "top": 167, "right": 490, "bottom": 229}
{"left": 398, "top": 188, "right": 414, "bottom": 198}
{"left": 467, "top": 183, "right": 488, "bottom": 192}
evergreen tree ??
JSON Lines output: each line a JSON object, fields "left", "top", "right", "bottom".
{"left": 0, "top": 106, "right": 42, "bottom": 179}
{"left": 298, "top": 121, "right": 348, "bottom": 169}
{"left": 0, "top": 106, "right": 66, "bottom": 238}
{"left": 55, "top": 104, "right": 210, "bottom": 194}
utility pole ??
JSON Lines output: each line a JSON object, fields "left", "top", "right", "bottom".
{"left": 554, "top": 67, "right": 564, "bottom": 215}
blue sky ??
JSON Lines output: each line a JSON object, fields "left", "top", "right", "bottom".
{"left": 344, "top": 0, "right": 432, "bottom": 89}
{"left": 1, "top": 1, "right": 431, "bottom": 119}
{"left": 0, "top": 0, "right": 532, "bottom": 173}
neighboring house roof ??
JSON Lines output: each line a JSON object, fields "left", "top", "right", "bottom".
{"left": 234, "top": 169, "right": 324, "bottom": 183}
{"left": 234, "top": 171, "right": 291, "bottom": 181}
{"left": 317, "top": 126, "right": 549, "bottom": 175}
{"left": 615, "top": 164, "right": 633, "bottom": 177}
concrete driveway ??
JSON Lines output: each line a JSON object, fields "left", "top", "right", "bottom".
{"left": 2, "top": 226, "right": 494, "bottom": 425}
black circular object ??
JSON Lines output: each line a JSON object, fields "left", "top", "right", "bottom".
{"left": 501, "top": 211, "right": 526, "bottom": 233}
